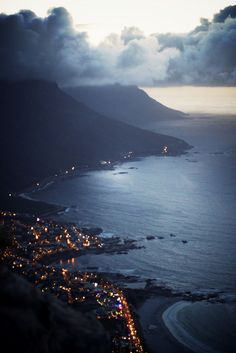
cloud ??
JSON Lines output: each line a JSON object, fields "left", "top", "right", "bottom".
{"left": 121, "top": 26, "right": 145, "bottom": 44}
{"left": 156, "top": 5, "right": 236, "bottom": 85}
{"left": 0, "top": 8, "right": 100, "bottom": 85}
{"left": 213, "top": 5, "right": 236, "bottom": 23}
{"left": 0, "top": 5, "right": 236, "bottom": 86}
{"left": 98, "top": 35, "right": 179, "bottom": 85}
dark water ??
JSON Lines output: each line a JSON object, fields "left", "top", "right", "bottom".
{"left": 31, "top": 115, "right": 236, "bottom": 297}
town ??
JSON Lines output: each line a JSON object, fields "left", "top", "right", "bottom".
{"left": 0, "top": 211, "right": 145, "bottom": 353}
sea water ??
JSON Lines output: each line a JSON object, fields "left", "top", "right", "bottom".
{"left": 31, "top": 113, "right": 236, "bottom": 297}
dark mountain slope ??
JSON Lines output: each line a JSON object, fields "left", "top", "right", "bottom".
{"left": 64, "top": 84, "right": 184, "bottom": 128}
{"left": 0, "top": 266, "right": 111, "bottom": 353}
{"left": 0, "top": 80, "right": 190, "bottom": 193}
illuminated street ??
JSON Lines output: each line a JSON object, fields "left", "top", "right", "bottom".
{"left": 0, "top": 212, "right": 145, "bottom": 353}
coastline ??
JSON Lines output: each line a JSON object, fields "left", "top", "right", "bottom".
{"left": 138, "top": 296, "right": 194, "bottom": 353}
{"left": 162, "top": 301, "right": 214, "bottom": 353}
{"left": 3, "top": 143, "right": 224, "bottom": 353}
{"left": 17, "top": 145, "right": 192, "bottom": 204}
{"left": 1, "top": 207, "right": 234, "bottom": 353}
{"left": 1, "top": 148, "right": 191, "bottom": 221}
{"left": 162, "top": 300, "right": 236, "bottom": 353}
{"left": 162, "top": 300, "right": 205, "bottom": 353}
{"left": 0, "top": 193, "right": 66, "bottom": 217}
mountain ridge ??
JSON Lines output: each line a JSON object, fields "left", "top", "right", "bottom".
{"left": 0, "top": 80, "right": 190, "bottom": 194}
{"left": 64, "top": 84, "right": 185, "bottom": 128}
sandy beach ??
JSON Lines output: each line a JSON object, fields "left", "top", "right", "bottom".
{"left": 137, "top": 294, "right": 236, "bottom": 353}
{"left": 162, "top": 300, "right": 236, "bottom": 353}
{"left": 138, "top": 296, "right": 194, "bottom": 353}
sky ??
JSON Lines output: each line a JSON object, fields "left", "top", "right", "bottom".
{"left": 0, "top": 1, "right": 235, "bottom": 86}
{"left": 0, "top": 0, "right": 234, "bottom": 44}
{"left": 144, "top": 86, "right": 236, "bottom": 114}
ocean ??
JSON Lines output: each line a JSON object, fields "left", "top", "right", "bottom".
{"left": 29, "top": 89, "right": 236, "bottom": 298}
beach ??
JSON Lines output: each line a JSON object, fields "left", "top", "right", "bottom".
{"left": 162, "top": 300, "right": 236, "bottom": 353}
{"left": 3, "top": 113, "right": 236, "bottom": 353}
{"left": 138, "top": 296, "right": 193, "bottom": 353}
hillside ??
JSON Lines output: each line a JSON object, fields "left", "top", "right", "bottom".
{"left": 64, "top": 85, "right": 184, "bottom": 128}
{"left": 0, "top": 266, "right": 110, "bottom": 353}
{"left": 0, "top": 80, "right": 190, "bottom": 194}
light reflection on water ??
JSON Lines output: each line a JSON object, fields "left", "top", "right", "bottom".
{"left": 142, "top": 86, "right": 236, "bottom": 115}
{"left": 32, "top": 115, "right": 236, "bottom": 295}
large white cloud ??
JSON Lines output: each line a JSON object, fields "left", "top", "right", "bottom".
{"left": 157, "top": 6, "right": 236, "bottom": 85}
{"left": 0, "top": 5, "right": 235, "bottom": 86}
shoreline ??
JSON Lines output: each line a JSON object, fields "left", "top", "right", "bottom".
{"left": 162, "top": 301, "right": 214, "bottom": 353}
{"left": 1, "top": 210, "right": 234, "bottom": 353}
{"left": 17, "top": 146, "right": 191, "bottom": 206}
{"left": 0, "top": 194, "right": 66, "bottom": 217}
{"left": 0, "top": 131, "right": 192, "bottom": 218}
{"left": 137, "top": 296, "right": 194, "bottom": 353}
{"left": 162, "top": 300, "right": 236, "bottom": 353}
{"left": 136, "top": 292, "right": 236, "bottom": 353}
{"left": 3, "top": 142, "right": 230, "bottom": 353}
{"left": 0, "top": 150, "right": 191, "bottom": 219}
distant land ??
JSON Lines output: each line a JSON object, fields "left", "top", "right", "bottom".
{"left": 0, "top": 80, "right": 190, "bottom": 196}
{"left": 64, "top": 85, "right": 185, "bottom": 128}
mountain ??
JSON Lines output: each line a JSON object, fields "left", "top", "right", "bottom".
{"left": 0, "top": 80, "right": 190, "bottom": 193}
{"left": 64, "top": 84, "right": 184, "bottom": 128}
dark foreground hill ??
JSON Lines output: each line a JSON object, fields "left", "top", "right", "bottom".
{"left": 0, "top": 266, "right": 111, "bottom": 353}
{"left": 64, "top": 84, "right": 184, "bottom": 128}
{"left": 0, "top": 80, "right": 190, "bottom": 194}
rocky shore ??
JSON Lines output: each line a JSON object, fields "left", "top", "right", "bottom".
{"left": 42, "top": 236, "right": 144, "bottom": 265}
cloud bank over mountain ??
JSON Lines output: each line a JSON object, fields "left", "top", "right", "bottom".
{"left": 0, "top": 5, "right": 235, "bottom": 86}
